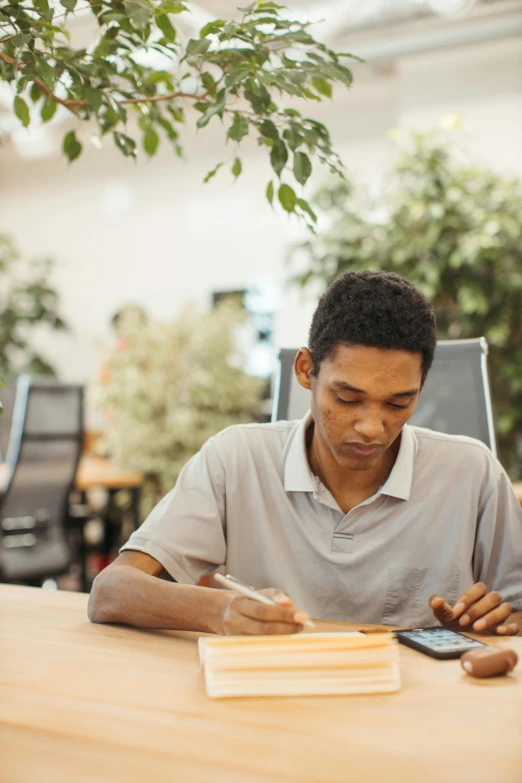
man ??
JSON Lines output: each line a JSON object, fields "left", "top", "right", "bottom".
{"left": 88, "top": 271, "right": 522, "bottom": 636}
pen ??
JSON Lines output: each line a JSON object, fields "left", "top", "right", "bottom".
{"left": 214, "top": 573, "right": 316, "bottom": 629}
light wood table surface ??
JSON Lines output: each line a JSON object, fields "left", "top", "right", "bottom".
{"left": 1, "top": 586, "right": 521, "bottom": 783}
{"left": 74, "top": 454, "right": 143, "bottom": 492}
{"left": 0, "top": 455, "right": 142, "bottom": 493}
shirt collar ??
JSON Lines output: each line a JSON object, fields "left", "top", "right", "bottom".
{"left": 379, "top": 424, "right": 415, "bottom": 501}
{"left": 283, "top": 412, "right": 415, "bottom": 501}
{"left": 283, "top": 411, "right": 316, "bottom": 492}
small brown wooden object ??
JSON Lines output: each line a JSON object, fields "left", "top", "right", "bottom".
{"left": 461, "top": 646, "right": 518, "bottom": 678}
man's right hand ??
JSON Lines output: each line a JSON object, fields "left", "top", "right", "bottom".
{"left": 220, "top": 588, "right": 311, "bottom": 636}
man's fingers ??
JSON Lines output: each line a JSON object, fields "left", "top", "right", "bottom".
{"left": 458, "top": 592, "right": 503, "bottom": 627}
{"left": 496, "top": 623, "right": 519, "bottom": 636}
{"left": 451, "top": 582, "right": 488, "bottom": 618}
{"left": 224, "top": 611, "right": 302, "bottom": 636}
{"left": 470, "top": 602, "right": 512, "bottom": 632}
{"left": 234, "top": 596, "right": 308, "bottom": 625}
{"left": 259, "top": 587, "right": 293, "bottom": 606}
{"left": 429, "top": 594, "right": 455, "bottom": 622}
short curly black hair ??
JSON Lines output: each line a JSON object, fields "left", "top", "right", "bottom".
{"left": 309, "top": 270, "right": 437, "bottom": 383}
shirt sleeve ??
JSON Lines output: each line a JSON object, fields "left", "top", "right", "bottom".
{"left": 120, "top": 437, "right": 226, "bottom": 584}
{"left": 473, "top": 468, "right": 522, "bottom": 611}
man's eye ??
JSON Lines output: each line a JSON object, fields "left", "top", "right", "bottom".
{"left": 336, "top": 396, "right": 358, "bottom": 406}
{"left": 388, "top": 402, "right": 410, "bottom": 410}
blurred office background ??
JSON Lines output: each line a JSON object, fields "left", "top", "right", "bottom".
{"left": 1, "top": 0, "right": 522, "bottom": 590}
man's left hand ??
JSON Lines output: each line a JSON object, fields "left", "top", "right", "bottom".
{"left": 430, "top": 582, "right": 519, "bottom": 636}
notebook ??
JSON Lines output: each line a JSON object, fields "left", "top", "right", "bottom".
{"left": 199, "top": 632, "right": 401, "bottom": 699}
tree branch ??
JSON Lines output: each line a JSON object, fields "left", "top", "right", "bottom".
{"left": 121, "top": 90, "right": 206, "bottom": 106}
{"left": 0, "top": 46, "right": 229, "bottom": 117}
{"left": 0, "top": 50, "right": 83, "bottom": 117}
{"left": 121, "top": 71, "right": 226, "bottom": 107}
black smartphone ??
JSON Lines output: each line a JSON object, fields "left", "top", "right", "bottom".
{"left": 395, "top": 627, "right": 486, "bottom": 660}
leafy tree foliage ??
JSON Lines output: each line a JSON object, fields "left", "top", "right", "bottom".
{"left": 1, "top": 0, "right": 358, "bottom": 224}
{"left": 0, "top": 235, "right": 67, "bottom": 376}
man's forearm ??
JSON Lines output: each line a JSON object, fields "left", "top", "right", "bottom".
{"left": 88, "top": 565, "right": 230, "bottom": 634}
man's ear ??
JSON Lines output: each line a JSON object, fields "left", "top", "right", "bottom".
{"left": 294, "top": 347, "right": 314, "bottom": 391}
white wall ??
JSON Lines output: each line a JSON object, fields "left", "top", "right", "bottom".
{"left": 1, "top": 35, "right": 521, "bottom": 407}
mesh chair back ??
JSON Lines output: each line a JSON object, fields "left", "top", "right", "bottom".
{"left": 272, "top": 338, "right": 496, "bottom": 453}
{"left": 0, "top": 377, "right": 84, "bottom": 582}
{"left": 0, "top": 379, "right": 17, "bottom": 462}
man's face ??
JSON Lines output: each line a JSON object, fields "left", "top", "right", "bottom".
{"left": 295, "top": 343, "right": 423, "bottom": 471}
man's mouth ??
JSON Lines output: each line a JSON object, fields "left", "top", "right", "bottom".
{"left": 342, "top": 443, "right": 383, "bottom": 458}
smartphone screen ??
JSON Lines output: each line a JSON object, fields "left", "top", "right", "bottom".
{"left": 396, "top": 627, "right": 486, "bottom": 659}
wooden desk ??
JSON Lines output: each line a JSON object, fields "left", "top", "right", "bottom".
{"left": 75, "top": 455, "right": 142, "bottom": 492}
{"left": 1, "top": 586, "right": 521, "bottom": 783}
{"left": 0, "top": 456, "right": 142, "bottom": 494}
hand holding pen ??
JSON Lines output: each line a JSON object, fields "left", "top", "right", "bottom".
{"left": 215, "top": 573, "right": 315, "bottom": 635}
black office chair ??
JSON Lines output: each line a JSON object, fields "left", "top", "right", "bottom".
{"left": 272, "top": 338, "right": 496, "bottom": 454}
{"left": 0, "top": 378, "right": 17, "bottom": 463}
{"left": 0, "top": 377, "right": 85, "bottom": 584}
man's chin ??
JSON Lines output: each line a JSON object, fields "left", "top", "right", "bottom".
{"left": 335, "top": 452, "right": 380, "bottom": 470}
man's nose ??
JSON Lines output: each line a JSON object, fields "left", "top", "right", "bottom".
{"left": 353, "top": 411, "right": 385, "bottom": 441}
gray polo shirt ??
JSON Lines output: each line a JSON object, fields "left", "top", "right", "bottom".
{"left": 122, "top": 414, "right": 522, "bottom": 626}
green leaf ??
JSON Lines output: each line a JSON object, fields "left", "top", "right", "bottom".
{"left": 270, "top": 140, "right": 288, "bottom": 177}
{"left": 158, "top": 1, "right": 186, "bottom": 13}
{"left": 197, "top": 100, "right": 225, "bottom": 129}
{"left": 167, "top": 106, "right": 184, "bottom": 123}
{"left": 260, "top": 119, "right": 278, "bottom": 142}
{"left": 293, "top": 151, "right": 312, "bottom": 186}
{"left": 312, "top": 77, "right": 332, "bottom": 98}
{"left": 113, "top": 132, "right": 137, "bottom": 158}
{"left": 266, "top": 180, "right": 274, "bottom": 207}
{"left": 296, "top": 198, "right": 317, "bottom": 223}
{"left": 40, "top": 97, "right": 57, "bottom": 123}
{"left": 99, "top": 11, "right": 126, "bottom": 22}
{"left": 283, "top": 125, "right": 304, "bottom": 152}
{"left": 204, "top": 162, "right": 224, "bottom": 183}
{"left": 158, "top": 116, "right": 178, "bottom": 140}
{"left": 125, "top": 0, "right": 154, "bottom": 29}
{"left": 244, "top": 85, "right": 271, "bottom": 115}
{"left": 278, "top": 183, "right": 297, "bottom": 213}
{"left": 157, "top": 13, "right": 176, "bottom": 41}
{"left": 30, "top": 83, "right": 43, "bottom": 104}
{"left": 85, "top": 88, "right": 103, "bottom": 112}
{"left": 62, "top": 130, "right": 82, "bottom": 162}
{"left": 199, "top": 19, "right": 226, "bottom": 37}
{"left": 61, "top": 0, "right": 77, "bottom": 10}
{"left": 12, "top": 34, "right": 31, "bottom": 47}
{"left": 143, "top": 128, "right": 159, "bottom": 156}
{"left": 186, "top": 38, "right": 212, "bottom": 57}
{"left": 227, "top": 114, "right": 249, "bottom": 142}
{"left": 146, "top": 71, "right": 173, "bottom": 86}
{"left": 34, "top": 54, "right": 55, "bottom": 90}
{"left": 13, "top": 96, "right": 30, "bottom": 128}
{"left": 232, "top": 157, "right": 242, "bottom": 178}
{"left": 201, "top": 72, "right": 215, "bottom": 92}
